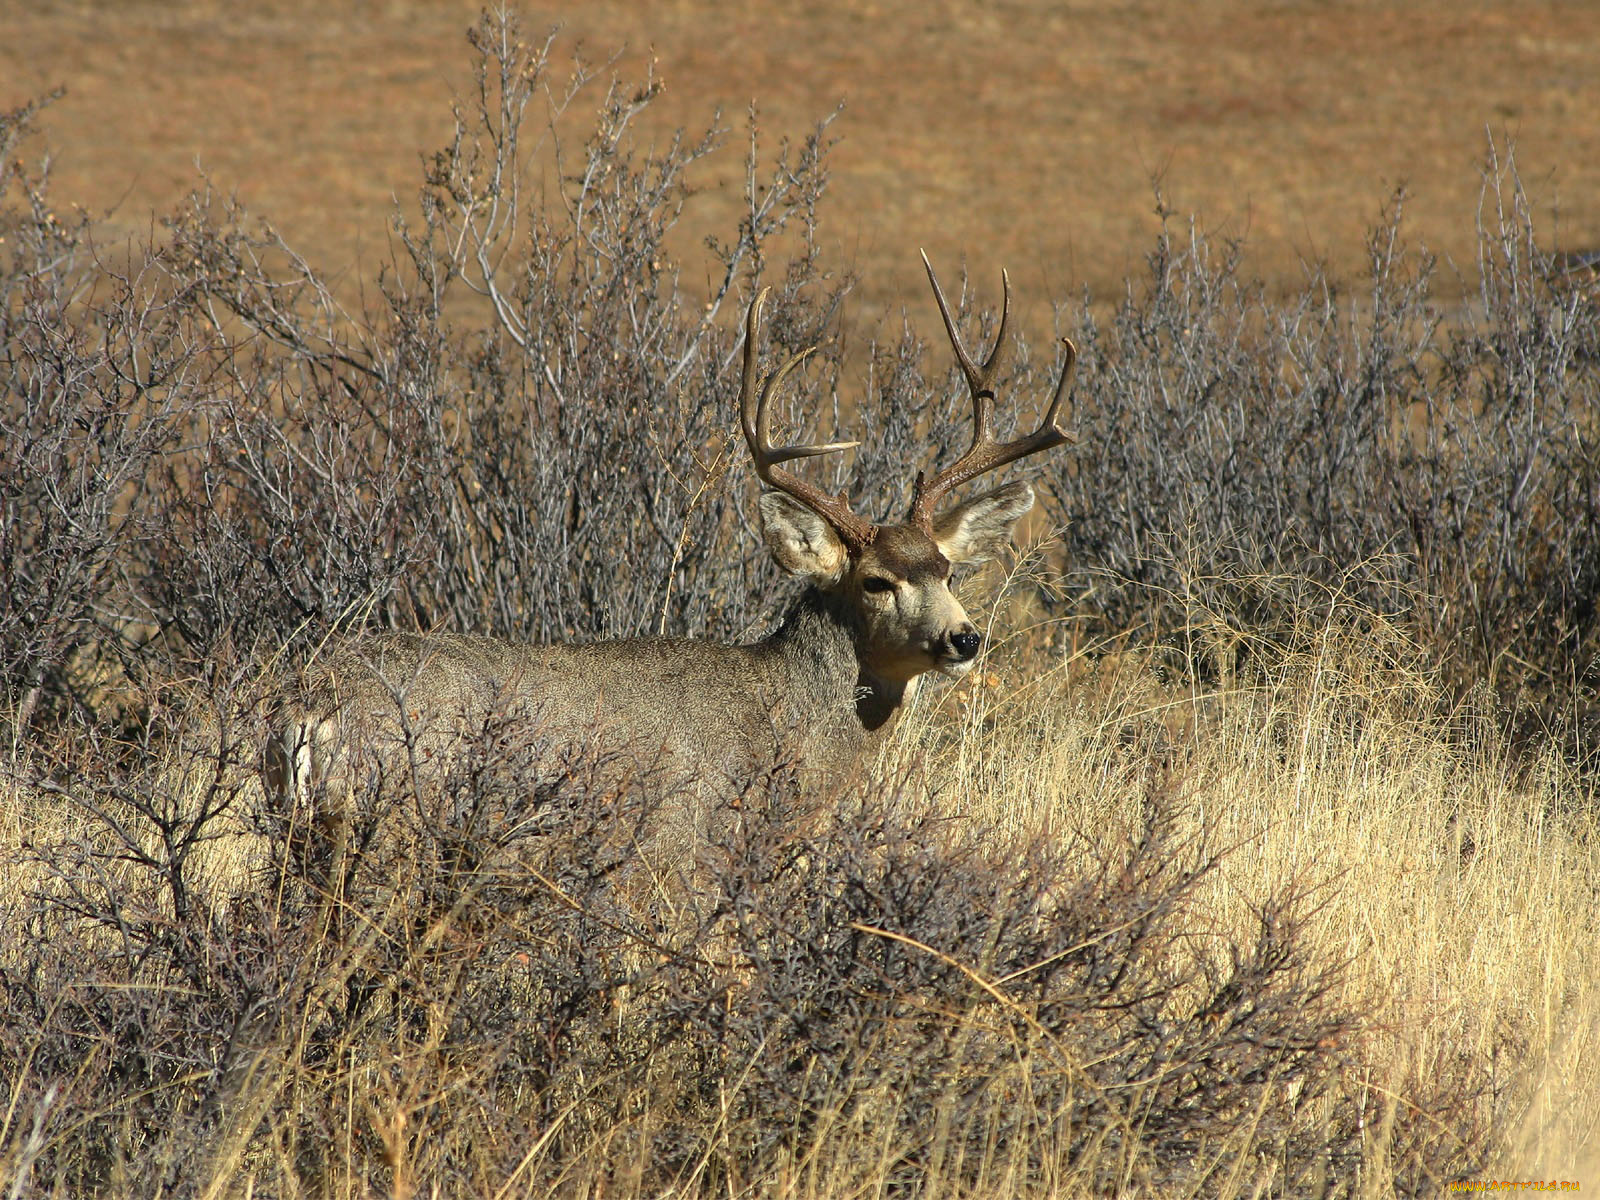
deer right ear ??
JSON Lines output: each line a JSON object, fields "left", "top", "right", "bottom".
{"left": 931, "top": 480, "right": 1035, "bottom": 565}
{"left": 758, "top": 492, "right": 850, "bottom": 584}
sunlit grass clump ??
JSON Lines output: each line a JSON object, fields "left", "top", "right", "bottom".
{"left": 918, "top": 561, "right": 1600, "bottom": 1191}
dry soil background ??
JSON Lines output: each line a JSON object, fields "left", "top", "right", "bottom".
{"left": 5, "top": 0, "right": 1600, "bottom": 320}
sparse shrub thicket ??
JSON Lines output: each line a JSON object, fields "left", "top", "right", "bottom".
{"left": 1049, "top": 174, "right": 1600, "bottom": 748}
{"left": 3, "top": 722, "right": 1385, "bottom": 1195}
{"left": 2, "top": 8, "right": 1593, "bottom": 1197}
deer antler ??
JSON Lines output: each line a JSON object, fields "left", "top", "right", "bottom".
{"left": 908, "top": 252, "right": 1078, "bottom": 529}
{"left": 741, "top": 288, "right": 877, "bottom": 552}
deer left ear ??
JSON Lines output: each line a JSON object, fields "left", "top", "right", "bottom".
{"left": 930, "top": 480, "right": 1035, "bottom": 565}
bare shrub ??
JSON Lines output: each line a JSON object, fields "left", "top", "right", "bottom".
{"left": 9, "top": 705, "right": 1434, "bottom": 1196}
{"left": 0, "top": 93, "right": 231, "bottom": 743}
{"left": 144, "top": 14, "right": 872, "bottom": 668}
{"left": 656, "top": 778, "right": 1364, "bottom": 1195}
{"left": 1, "top": 694, "right": 271, "bottom": 1194}
{"left": 3, "top": 14, "right": 892, "bottom": 752}
{"left": 1046, "top": 164, "right": 1600, "bottom": 742}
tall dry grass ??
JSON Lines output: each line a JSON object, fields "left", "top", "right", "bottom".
{"left": 4, "top": 577, "right": 1596, "bottom": 1195}
{"left": 915, "top": 553, "right": 1600, "bottom": 1189}
{"left": 4, "top": 9, "right": 1599, "bottom": 1195}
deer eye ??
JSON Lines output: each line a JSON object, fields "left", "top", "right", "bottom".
{"left": 861, "top": 576, "right": 895, "bottom": 595}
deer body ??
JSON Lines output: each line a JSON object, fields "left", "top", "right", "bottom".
{"left": 279, "top": 587, "right": 887, "bottom": 794}
{"left": 266, "top": 258, "right": 1076, "bottom": 874}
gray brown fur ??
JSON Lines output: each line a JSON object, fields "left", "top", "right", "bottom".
{"left": 266, "top": 487, "right": 1031, "bottom": 786}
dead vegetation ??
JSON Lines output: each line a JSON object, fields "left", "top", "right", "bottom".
{"left": 3, "top": 11, "right": 1598, "bottom": 1196}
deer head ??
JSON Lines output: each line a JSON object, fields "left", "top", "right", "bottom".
{"left": 742, "top": 256, "right": 1078, "bottom": 683}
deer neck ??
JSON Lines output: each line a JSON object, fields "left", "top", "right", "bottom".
{"left": 765, "top": 586, "right": 910, "bottom": 744}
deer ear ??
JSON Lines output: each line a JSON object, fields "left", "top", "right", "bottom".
{"left": 930, "top": 480, "right": 1035, "bottom": 565}
{"left": 759, "top": 492, "right": 850, "bottom": 584}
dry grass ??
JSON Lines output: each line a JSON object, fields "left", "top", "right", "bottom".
{"left": 5, "top": 0, "right": 1600, "bottom": 320}
{"left": 4, "top": 586, "right": 1597, "bottom": 1194}
{"left": 906, "top": 562, "right": 1600, "bottom": 1186}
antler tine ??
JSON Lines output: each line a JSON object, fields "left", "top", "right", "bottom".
{"left": 921, "top": 250, "right": 1011, "bottom": 420}
{"left": 909, "top": 258, "right": 1080, "bottom": 529}
{"left": 741, "top": 289, "right": 876, "bottom": 552}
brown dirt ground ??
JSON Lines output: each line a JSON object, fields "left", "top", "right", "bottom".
{"left": 5, "top": 0, "right": 1599, "bottom": 325}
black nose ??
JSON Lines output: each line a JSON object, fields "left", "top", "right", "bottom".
{"left": 950, "top": 630, "right": 982, "bottom": 660}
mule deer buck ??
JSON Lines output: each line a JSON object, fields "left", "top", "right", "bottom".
{"left": 265, "top": 256, "right": 1076, "bottom": 872}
